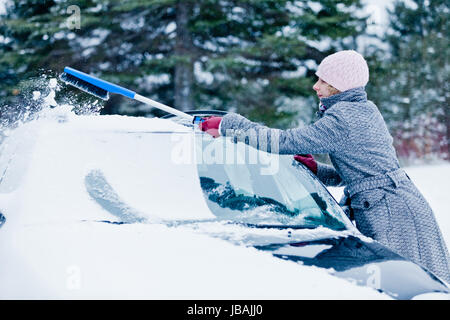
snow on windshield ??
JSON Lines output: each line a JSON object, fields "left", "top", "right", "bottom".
{"left": 0, "top": 78, "right": 214, "bottom": 224}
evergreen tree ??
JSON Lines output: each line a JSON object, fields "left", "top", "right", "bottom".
{"left": 367, "top": 0, "right": 449, "bottom": 161}
{"left": 1, "top": 0, "right": 368, "bottom": 129}
{"left": 0, "top": 0, "right": 111, "bottom": 123}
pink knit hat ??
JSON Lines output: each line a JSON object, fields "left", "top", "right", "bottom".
{"left": 315, "top": 50, "right": 369, "bottom": 92}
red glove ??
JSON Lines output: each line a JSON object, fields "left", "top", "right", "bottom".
{"left": 198, "top": 116, "right": 222, "bottom": 138}
{"left": 294, "top": 154, "right": 317, "bottom": 174}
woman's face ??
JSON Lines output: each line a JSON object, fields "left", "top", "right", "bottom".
{"left": 313, "top": 78, "right": 339, "bottom": 99}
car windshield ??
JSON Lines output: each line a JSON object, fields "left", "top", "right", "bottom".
{"left": 195, "top": 133, "right": 350, "bottom": 230}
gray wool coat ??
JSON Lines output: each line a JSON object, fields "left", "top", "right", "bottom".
{"left": 219, "top": 87, "right": 450, "bottom": 283}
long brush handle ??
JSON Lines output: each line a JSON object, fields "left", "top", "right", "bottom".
{"left": 134, "top": 94, "right": 193, "bottom": 121}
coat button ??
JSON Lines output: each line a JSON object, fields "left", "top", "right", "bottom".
{"left": 363, "top": 201, "right": 370, "bottom": 208}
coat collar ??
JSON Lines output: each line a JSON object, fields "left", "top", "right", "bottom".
{"left": 316, "top": 87, "right": 368, "bottom": 118}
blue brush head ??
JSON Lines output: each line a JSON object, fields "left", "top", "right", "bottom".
{"left": 61, "top": 67, "right": 135, "bottom": 100}
{"left": 60, "top": 71, "right": 110, "bottom": 100}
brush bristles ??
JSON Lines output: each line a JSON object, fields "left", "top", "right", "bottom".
{"left": 60, "top": 72, "right": 110, "bottom": 100}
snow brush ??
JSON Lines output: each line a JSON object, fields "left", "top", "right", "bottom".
{"left": 60, "top": 67, "right": 194, "bottom": 121}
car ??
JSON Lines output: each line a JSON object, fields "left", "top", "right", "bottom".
{"left": 0, "top": 108, "right": 448, "bottom": 299}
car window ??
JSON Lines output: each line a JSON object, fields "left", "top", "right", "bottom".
{"left": 195, "top": 134, "right": 350, "bottom": 230}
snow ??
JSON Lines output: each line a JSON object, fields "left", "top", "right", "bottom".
{"left": 356, "top": 0, "right": 393, "bottom": 51}
{"left": 194, "top": 61, "right": 214, "bottom": 85}
{"left": 0, "top": 222, "right": 387, "bottom": 299}
{"left": 32, "top": 91, "right": 41, "bottom": 100}
{"left": 0, "top": 105, "right": 391, "bottom": 299}
{"left": 76, "top": 29, "right": 110, "bottom": 48}
{"left": 403, "top": 165, "right": 450, "bottom": 247}
{"left": 0, "top": 0, "right": 8, "bottom": 15}
{"left": 0, "top": 110, "right": 212, "bottom": 224}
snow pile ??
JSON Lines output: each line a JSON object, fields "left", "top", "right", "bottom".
{"left": 0, "top": 108, "right": 214, "bottom": 224}
{"left": 1, "top": 220, "right": 390, "bottom": 299}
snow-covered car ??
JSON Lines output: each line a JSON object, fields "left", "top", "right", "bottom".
{"left": 0, "top": 108, "right": 448, "bottom": 299}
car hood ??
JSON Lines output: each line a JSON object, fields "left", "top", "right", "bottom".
{"left": 178, "top": 221, "right": 449, "bottom": 299}
{"left": 255, "top": 234, "right": 449, "bottom": 300}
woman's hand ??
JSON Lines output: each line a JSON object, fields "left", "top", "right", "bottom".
{"left": 294, "top": 154, "right": 318, "bottom": 174}
{"left": 198, "top": 116, "right": 222, "bottom": 138}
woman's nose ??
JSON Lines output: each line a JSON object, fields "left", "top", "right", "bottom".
{"left": 313, "top": 82, "right": 319, "bottom": 91}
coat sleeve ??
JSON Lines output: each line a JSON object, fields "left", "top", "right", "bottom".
{"left": 219, "top": 110, "right": 349, "bottom": 155}
{"left": 316, "top": 162, "right": 345, "bottom": 187}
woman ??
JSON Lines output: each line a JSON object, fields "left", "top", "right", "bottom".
{"left": 198, "top": 50, "right": 450, "bottom": 283}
